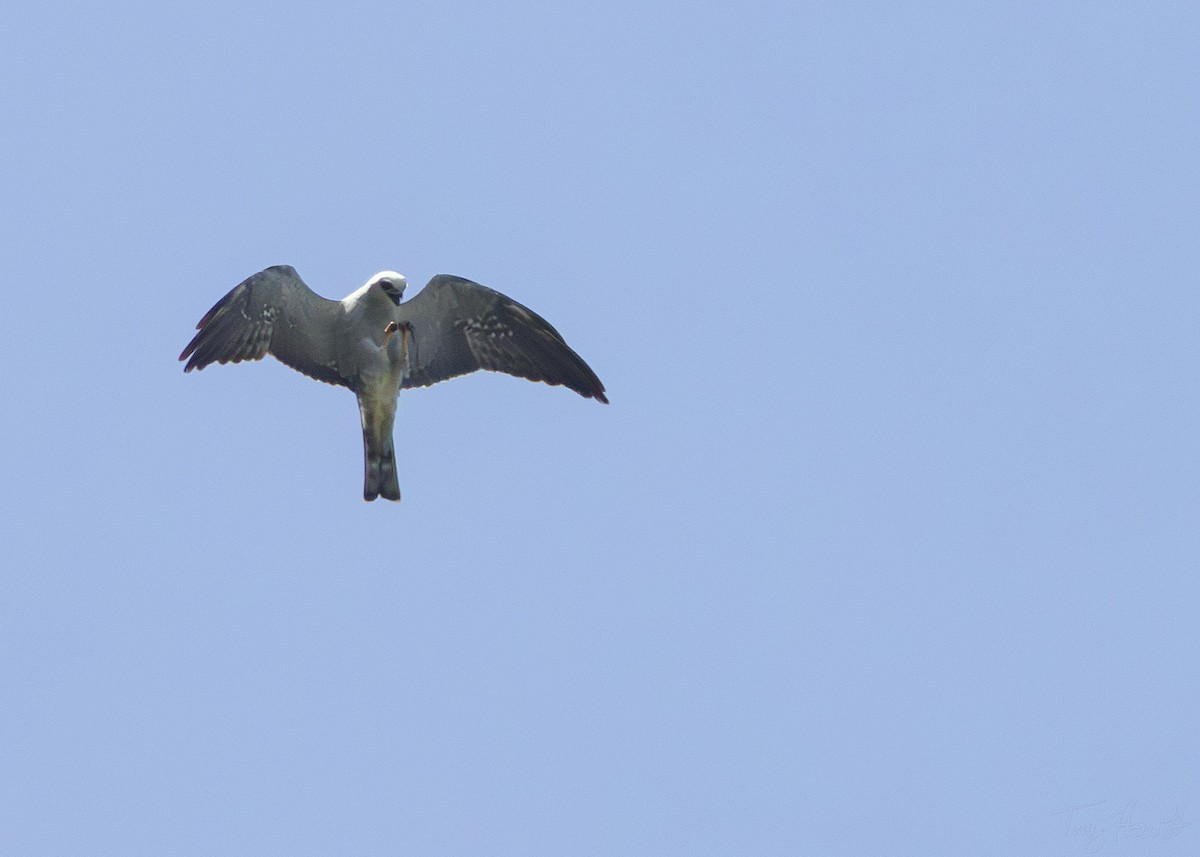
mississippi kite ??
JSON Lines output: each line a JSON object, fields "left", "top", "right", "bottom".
{"left": 180, "top": 265, "right": 607, "bottom": 501}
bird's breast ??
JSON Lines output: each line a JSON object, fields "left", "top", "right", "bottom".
{"left": 341, "top": 332, "right": 400, "bottom": 395}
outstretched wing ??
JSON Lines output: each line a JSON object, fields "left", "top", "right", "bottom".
{"left": 179, "top": 265, "right": 349, "bottom": 388}
{"left": 397, "top": 275, "right": 608, "bottom": 403}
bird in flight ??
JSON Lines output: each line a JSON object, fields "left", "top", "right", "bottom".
{"left": 180, "top": 265, "right": 607, "bottom": 501}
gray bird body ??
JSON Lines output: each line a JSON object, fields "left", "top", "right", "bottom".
{"left": 180, "top": 265, "right": 607, "bottom": 501}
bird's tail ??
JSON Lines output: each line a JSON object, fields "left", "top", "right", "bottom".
{"left": 360, "top": 398, "right": 401, "bottom": 502}
{"left": 364, "top": 436, "right": 400, "bottom": 502}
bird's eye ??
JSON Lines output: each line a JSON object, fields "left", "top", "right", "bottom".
{"left": 379, "top": 280, "right": 403, "bottom": 305}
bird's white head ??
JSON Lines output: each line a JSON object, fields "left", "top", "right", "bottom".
{"left": 370, "top": 271, "right": 408, "bottom": 306}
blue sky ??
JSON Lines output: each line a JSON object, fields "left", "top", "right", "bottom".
{"left": 2, "top": 1, "right": 1197, "bottom": 854}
